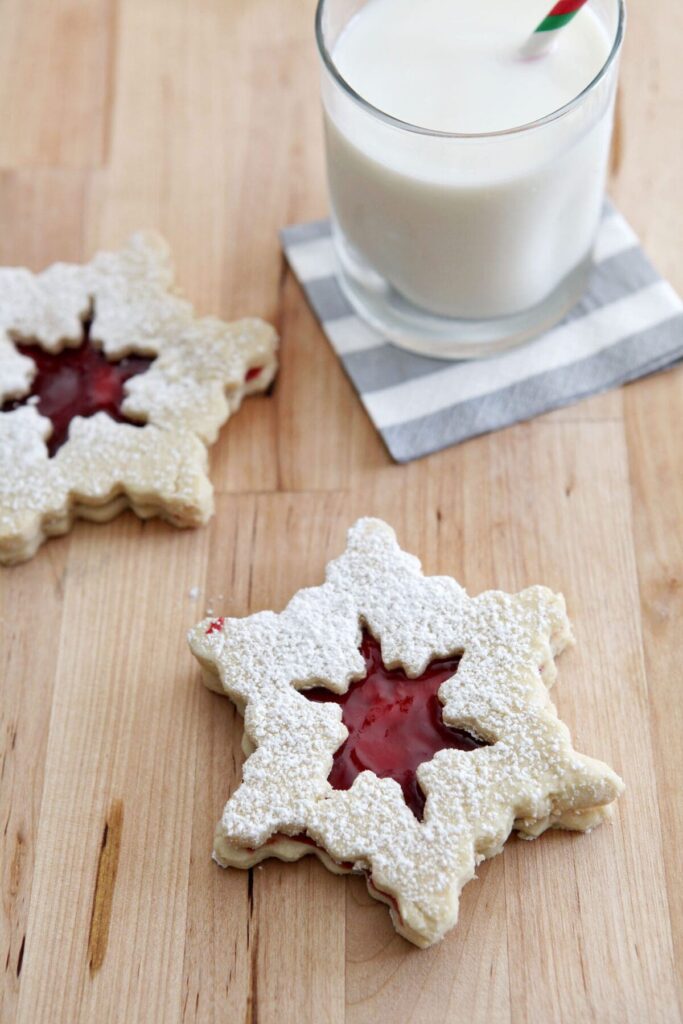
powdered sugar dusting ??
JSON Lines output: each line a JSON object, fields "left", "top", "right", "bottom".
{"left": 0, "top": 232, "right": 278, "bottom": 564}
{"left": 188, "top": 517, "right": 624, "bottom": 947}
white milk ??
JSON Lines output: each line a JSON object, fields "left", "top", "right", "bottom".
{"left": 323, "top": 0, "right": 617, "bottom": 320}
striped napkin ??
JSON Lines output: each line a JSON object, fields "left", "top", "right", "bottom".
{"left": 281, "top": 205, "right": 683, "bottom": 462}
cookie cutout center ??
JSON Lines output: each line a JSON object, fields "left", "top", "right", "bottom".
{"left": 2, "top": 316, "right": 154, "bottom": 456}
{"left": 303, "top": 631, "right": 487, "bottom": 821}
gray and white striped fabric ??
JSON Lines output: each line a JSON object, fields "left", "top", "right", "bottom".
{"left": 281, "top": 206, "right": 683, "bottom": 462}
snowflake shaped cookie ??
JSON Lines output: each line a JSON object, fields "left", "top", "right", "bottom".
{"left": 188, "top": 517, "right": 624, "bottom": 948}
{"left": 0, "top": 233, "right": 278, "bottom": 564}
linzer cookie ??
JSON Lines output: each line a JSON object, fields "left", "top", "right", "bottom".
{"left": 188, "top": 517, "right": 623, "bottom": 948}
{"left": 0, "top": 233, "right": 278, "bottom": 564}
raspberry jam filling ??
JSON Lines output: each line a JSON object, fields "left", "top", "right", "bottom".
{"left": 2, "top": 318, "right": 153, "bottom": 456}
{"left": 2, "top": 318, "right": 265, "bottom": 456}
{"left": 303, "top": 631, "right": 487, "bottom": 820}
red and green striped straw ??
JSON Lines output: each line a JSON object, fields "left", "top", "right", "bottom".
{"left": 522, "top": 0, "right": 591, "bottom": 58}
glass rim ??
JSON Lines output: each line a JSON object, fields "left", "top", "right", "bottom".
{"left": 315, "top": 0, "right": 626, "bottom": 139}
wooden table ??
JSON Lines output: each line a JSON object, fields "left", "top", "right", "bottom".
{"left": 1, "top": 1, "right": 681, "bottom": 1021}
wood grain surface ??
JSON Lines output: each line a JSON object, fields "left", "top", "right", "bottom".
{"left": 1, "top": 1, "right": 682, "bottom": 1021}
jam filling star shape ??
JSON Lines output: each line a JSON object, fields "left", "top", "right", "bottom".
{"left": 0, "top": 233, "right": 278, "bottom": 564}
{"left": 2, "top": 324, "right": 153, "bottom": 456}
{"left": 305, "top": 631, "right": 486, "bottom": 821}
{"left": 188, "top": 517, "right": 624, "bottom": 948}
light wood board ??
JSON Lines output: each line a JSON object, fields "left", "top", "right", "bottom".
{"left": 1, "top": 1, "right": 682, "bottom": 1021}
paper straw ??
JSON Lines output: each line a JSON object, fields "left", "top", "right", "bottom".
{"left": 521, "top": 0, "right": 591, "bottom": 58}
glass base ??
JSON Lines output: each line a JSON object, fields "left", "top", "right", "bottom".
{"left": 333, "top": 229, "right": 592, "bottom": 361}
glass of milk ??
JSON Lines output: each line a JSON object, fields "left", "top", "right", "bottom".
{"left": 316, "top": 0, "right": 625, "bottom": 358}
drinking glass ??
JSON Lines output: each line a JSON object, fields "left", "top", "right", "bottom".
{"left": 316, "top": 0, "right": 626, "bottom": 359}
